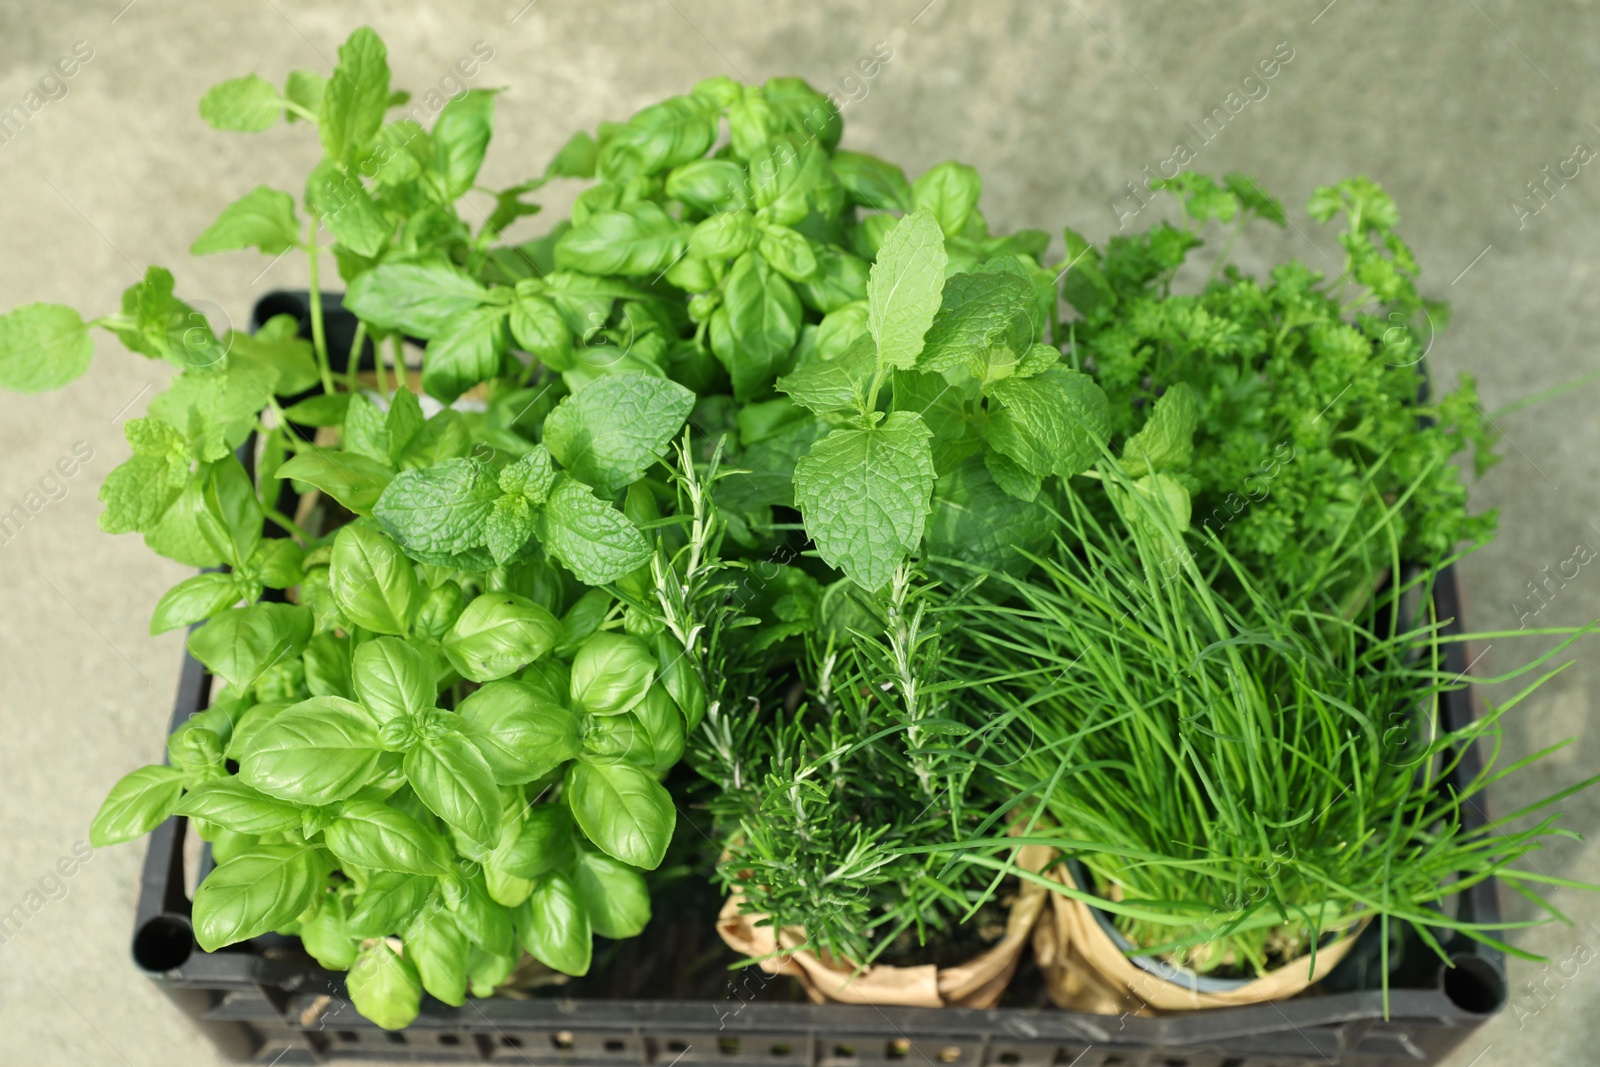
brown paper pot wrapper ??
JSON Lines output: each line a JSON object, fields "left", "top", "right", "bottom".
{"left": 1032, "top": 864, "right": 1363, "bottom": 1015}
{"left": 715, "top": 843, "right": 1054, "bottom": 1008}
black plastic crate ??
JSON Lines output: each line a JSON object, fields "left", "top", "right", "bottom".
{"left": 126, "top": 293, "right": 1510, "bottom": 1065}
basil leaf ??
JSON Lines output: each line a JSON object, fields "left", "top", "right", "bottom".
{"left": 298, "top": 892, "right": 358, "bottom": 971}
{"left": 303, "top": 632, "right": 353, "bottom": 699}
{"left": 347, "top": 871, "right": 433, "bottom": 938}
{"left": 574, "top": 850, "right": 651, "bottom": 939}
{"left": 653, "top": 633, "right": 707, "bottom": 732}
{"left": 89, "top": 765, "right": 186, "bottom": 846}
{"left": 913, "top": 160, "right": 982, "bottom": 237}
{"left": 516, "top": 870, "right": 591, "bottom": 976}
{"left": 494, "top": 804, "right": 576, "bottom": 881}
{"left": 187, "top": 602, "right": 313, "bottom": 691}
{"left": 665, "top": 159, "right": 749, "bottom": 213}
{"left": 421, "top": 305, "right": 510, "bottom": 403}
{"left": 453, "top": 868, "right": 516, "bottom": 955}
{"left": 404, "top": 732, "right": 502, "bottom": 848}
{"left": 343, "top": 261, "right": 489, "bottom": 337}
{"left": 569, "top": 632, "right": 656, "bottom": 717}
{"left": 554, "top": 202, "right": 689, "bottom": 277}
{"left": 190, "top": 186, "right": 301, "bottom": 257}
{"left": 443, "top": 593, "right": 561, "bottom": 683}
{"left": 329, "top": 524, "right": 421, "bottom": 636}
{"left": 564, "top": 758, "right": 675, "bottom": 870}
{"left": 793, "top": 411, "right": 936, "bottom": 591}
{"left": 630, "top": 684, "right": 686, "bottom": 775}
{"left": 174, "top": 778, "right": 300, "bottom": 836}
{"left": 509, "top": 292, "right": 573, "bottom": 370}
{"left": 596, "top": 94, "right": 718, "bottom": 181}
{"left": 318, "top": 27, "right": 390, "bottom": 163}
{"left": 276, "top": 451, "right": 393, "bottom": 515}
{"left": 404, "top": 905, "right": 470, "bottom": 1006}
{"left": 150, "top": 572, "right": 244, "bottom": 634}
{"left": 373, "top": 457, "right": 499, "bottom": 570}
{"left": 324, "top": 800, "right": 453, "bottom": 876}
{"left": 237, "top": 696, "right": 383, "bottom": 806}
{"left": 352, "top": 636, "right": 435, "bottom": 725}
{"left": 198, "top": 455, "right": 264, "bottom": 568}
{"left": 192, "top": 843, "right": 328, "bottom": 951}
{"left": 459, "top": 681, "right": 582, "bottom": 785}
{"left": 542, "top": 375, "right": 695, "bottom": 495}
{"left": 867, "top": 210, "right": 947, "bottom": 370}
{"left": 984, "top": 366, "right": 1111, "bottom": 479}
{"left": 537, "top": 479, "right": 651, "bottom": 585}
{"left": 467, "top": 946, "right": 518, "bottom": 998}
{"left": 199, "top": 74, "right": 283, "bottom": 132}
{"left": 830, "top": 150, "right": 913, "bottom": 213}
{"left": 347, "top": 940, "right": 422, "bottom": 1031}
{"left": 757, "top": 223, "right": 819, "bottom": 283}
{"left": 710, "top": 251, "right": 802, "bottom": 400}
{"left": 433, "top": 89, "right": 495, "bottom": 200}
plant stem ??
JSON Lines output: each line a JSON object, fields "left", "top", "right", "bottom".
{"left": 390, "top": 335, "right": 408, "bottom": 394}
{"left": 305, "top": 219, "right": 335, "bottom": 395}
{"left": 374, "top": 331, "right": 390, "bottom": 397}
{"left": 345, "top": 321, "right": 368, "bottom": 395}
{"left": 265, "top": 506, "right": 313, "bottom": 544}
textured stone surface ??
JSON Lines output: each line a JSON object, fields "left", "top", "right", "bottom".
{"left": 0, "top": 2, "right": 1595, "bottom": 1063}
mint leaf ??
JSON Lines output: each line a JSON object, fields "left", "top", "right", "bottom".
{"left": 343, "top": 262, "right": 489, "bottom": 337}
{"left": 543, "top": 376, "right": 695, "bottom": 495}
{"left": 498, "top": 446, "right": 556, "bottom": 504}
{"left": 867, "top": 210, "right": 947, "bottom": 370}
{"left": 917, "top": 272, "right": 1033, "bottom": 374}
{"left": 776, "top": 335, "right": 875, "bottom": 415}
{"left": 319, "top": 27, "right": 391, "bottom": 163}
{"left": 0, "top": 303, "right": 93, "bottom": 393}
{"left": 484, "top": 495, "right": 535, "bottom": 565}
{"left": 306, "top": 160, "right": 390, "bottom": 257}
{"left": 555, "top": 202, "right": 689, "bottom": 276}
{"left": 199, "top": 74, "right": 283, "bottom": 132}
{"left": 284, "top": 70, "right": 325, "bottom": 120}
{"left": 538, "top": 478, "right": 651, "bottom": 585}
{"left": 191, "top": 186, "right": 301, "bottom": 256}
{"left": 1123, "top": 382, "right": 1200, "bottom": 476}
{"left": 985, "top": 367, "right": 1111, "bottom": 479}
{"left": 373, "top": 458, "right": 500, "bottom": 569}
{"left": 925, "top": 453, "right": 1054, "bottom": 577}
{"left": 342, "top": 392, "right": 391, "bottom": 464}
{"left": 984, "top": 449, "right": 1042, "bottom": 503}
{"left": 793, "top": 411, "right": 935, "bottom": 590}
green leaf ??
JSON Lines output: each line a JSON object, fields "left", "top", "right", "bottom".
{"left": 776, "top": 335, "right": 875, "bottom": 415}
{"left": 347, "top": 872, "right": 433, "bottom": 939}
{"left": 324, "top": 800, "right": 453, "bottom": 876}
{"left": 537, "top": 478, "right": 651, "bottom": 585}
{"left": 793, "top": 411, "right": 935, "bottom": 590}
{"left": 319, "top": 27, "right": 391, "bottom": 163}
{"left": 352, "top": 637, "right": 435, "bottom": 725}
{"left": 187, "top": 602, "right": 313, "bottom": 691}
{"left": 283, "top": 70, "right": 325, "bottom": 120}
{"left": 174, "top": 778, "right": 300, "bottom": 836}
{"left": 1113, "top": 471, "right": 1193, "bottom": 545}
{"left": 543, "top": 376, "right": 695, "bottom": 495}
{"left": 298, "top": 893, "right": 358, "bottom": 970}
{"left": 984, "top": 449, "right": 1042, "bottom": 502}
{"left": 925, "top": 453, "right": 1055, "bottom": 577}
{"left": 404, "top": 733, "right": 502, "bottom": 849}
{"left": 867, "top": 211, "right": 947, "bottom": 370}
{"left": 404, "top": 905, "right": 470, "bottom": 1006}
{"left": 569, "top": 633, "right": 656, "bottom": 717}
{"left": 192, "top": 844, "right": 328, "bottom": 951}
{"left": 830, "top": 150, "right": 913, "bottom": 212}
{"left": 144, "top": 475, "right": 224, "bottom": 568}
{"left": 459, "top": 681, "right": 582, "bottom": 785}
{"left": 341, "top": 392, "right": 390, "bottom": 464}
{"left": 237, "top": 696, "right": 383, "bottom": 805}
{"left": 454, "top": 868, "right": 516, "bottom": 955}
{"left": 190, "top": 186, "right": 301, "bottom": 256}
{"left": 307, "top": 159, "right": 389, "bottom": 257}
{"left": 484, "top": 495, "right": 536, "bottom": 565}
{"left": 516, "top": 872, "right": 591, "bottom": 977}
{"left": 343, "top": 261, "right": 488, "bottom": 337}
{"left": 574, "top": 850, "right": 651, "bottom": 939}
{"left": 373, "top": 457, "right": 499, "bottom": 569}
{"left": 197, "top": 455, "right": 264, "bottom": 568}
{"left": 985, "top": 367, "right": 1111, "bottom": 479}
{"left": 690, "top": 211, "right": 757, "bottom": 260}
{"left": 1122, "top": 382, "right": 1200, "bottom": 476}
{"left": 758, "top": 223, "right": 819, "bottom": 283}
{"left": 433, "top": 89, "right": 495, "bottom": 200}
{"left": 282, "top": 393, "right": 350, "bottom": 428}
{"left": 276, "top": 451, "right": 392, "bottom": 515}
{"left": 918, "top": 272, "right": 1034, "bottom": 374}
{"left": 710, "top": 251, "right": 803, "bottom": 399}
{"left": 509, "top": 292, "right": 572, "bottom": 369}
{"left": 150, "top": 572, "right": 242, "bottom": 635}
{"left": 597, "top": 94, "right": 718, "bottom": 181}
{"left": 347, "top": 940, "right": 422, "bottom": 1031}
{"left": 545, "top": 130, "right": 599, "bottom": 178}
{"left": 494, "top": 804, "right": 576, "bottom": 882}
{"left": 912, "top": 161, "right": 982, "bottom": 237}
{"left": 554, "top": 201, "right": 689, "bottom": 276}
{"left": 665, "top": 159, "right": 749, "bottom": 213}
{"left": 199, "top": 74, "right": 283, "bottom": 132}
{"left": 329, "top": 524, "right": 421, "bottom": 636}
{"left": 421, "top": 305, "right": 509, "bottom": 403}
{"left": 90, "top": 765, "right": 186, "bottom": 846}
{"left": 653, "top": 633, "right": 707, "bottom": 732}
{"left": 564, "top": 758, "right": 675, "bottom": 870}
{"left": 443, "top": 593, "right": 562, "bottom": 683}
{"left": 0, "top": 303, "right": 93, "bottom": 392}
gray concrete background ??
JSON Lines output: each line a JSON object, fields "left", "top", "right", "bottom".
{"left": 0, "top": 1, "right": 1596, "bottom": 1063}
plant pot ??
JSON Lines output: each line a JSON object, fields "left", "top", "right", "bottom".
{"left": 1032, "top": 860, "right": 1365, "bottom": 1015}
{"left": 714, "top": 843, "right": 1054, "bottom": 1009}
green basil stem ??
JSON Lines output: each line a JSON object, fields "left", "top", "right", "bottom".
{"left": 389, "top": 335, "right": 407, "bottom": 395}
{"left": 345, "top": 321, "right": 368, "bottom": 395}
{"left": 305, "top": 218, "right": 335, "bottom": 396}
{"left": 373, "top": 330, "right": 390, "bottom": 397}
